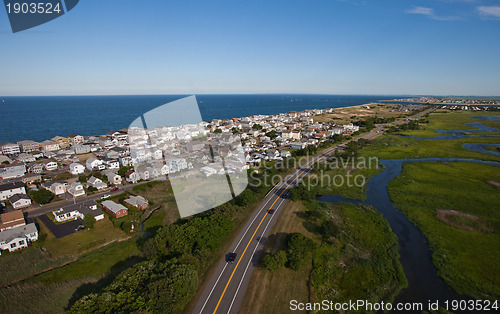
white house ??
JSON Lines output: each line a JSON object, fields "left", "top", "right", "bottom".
{"left": 87, "top": 176, "right": 107, "bottom": 190}
{"left": 70, "top": 163, "right": 86, "bottom": 175}
{"left": 125, "top": 170, "right": 139, "bottom": 183}
{"left": 102, "top": 158, "right": 120, "bottom": 170}
{"left": 0, "top": 223, "right": 38, "bottom": 253}
{"left": 52, "top": 200, "right": 104, "bottom": 222}
{"left": 44, "top": 161, "right": 58, "bottom": 171}
{"left": 104, "top": 170, "right": 122, "bottom": 185}
{"left": 9, "top": 194, "right": 32, "bottom": 209}
{"left": 41, "top": 181, "right": 67, "bottom": 195}
{"left": 0, "top": 182, "right": 26, "bottom": 201}
{"left": 200, "top": 166, "right": 218, "bottom": 176}
{"left": 67, "top": 182, "right": 86, "bottom": 197}
{"left": 86, "top": 157, "right": 104, "bottom": 171}
{"left": 0, "top": 164, "right": 27, "bottom": 179}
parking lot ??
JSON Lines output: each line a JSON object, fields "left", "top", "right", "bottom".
{"left": 38, "top": 214, "right": 84, "bottom": 238}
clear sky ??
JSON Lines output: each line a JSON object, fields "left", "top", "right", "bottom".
{"left": 1, "top": 0, "right": 499, "bottom": 96}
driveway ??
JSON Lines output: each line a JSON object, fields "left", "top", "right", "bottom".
{"left": 38, "top": 214, "right": 84, "bottom": 238}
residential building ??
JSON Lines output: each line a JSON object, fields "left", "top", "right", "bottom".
{"left": 0, "top": 223, "right": 38, "bottom": 253}
{"left": 124, "top": 170, "right": 139, "bottom": 183}
{"left": 40, "top": 140, "right": 60, "bottom": 152}
{"left": 22, "top": 174, "right": 41, "bottom": 184}
{"left": 70, "top": 163, "right": 85, "bottom": 175}
{"left": 27, "top": 163, "right": 43, "bottom": 174}
{"left": 51, "top": 136, "right": 71, "bottom": 148}
{"left": 17, "top": 140, "right": 39, "bottom": 153}
{"left": 73, "top": 144, "right": 91, "bottom": 154}
{"left": 0, "top": 182, "right": 26, "bottom": 201}
{"left": 16, "top": 153, "right": 36, "bottom": 163}
{"left": 86, "top": 157, "right": 104, "bottom": 171}
{"left": 104, "top": 170, "right": 122, "bottom": 185}
{"left": 9, "top": 194, "right": 32, "bottom": 209}
{"left": 41, "top": 181, "right": 67, "bottom": 195}
{"left": 87, "top": 176, "right": 107, "bottom": 190}
{"left": 68, "top": 134, "right": 84, "bottom": 146}
{"left": 44, "top": 161, "right": 58, "bottom": 171}
{"left": 0, "top": 163, "right": 26, "bottom": 179}
{"left": 101, "top": 200, "right": 128, "bottom": 218}
{"left": 0, "top": 210, "right": 25, "bottom": 231}
{"left": 124, "top": 196, "right": 149, "bottom": 210}
{"left": 67, "top": 182, "right": 86, "bottom": 197}
{"left": 52, "top": 200, "right": 104, "bottom": 222}
{"left": 1, "top": 143, "right": 20, "bottom": 155}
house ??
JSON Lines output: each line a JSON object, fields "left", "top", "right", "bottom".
{"left": 290, "top": 142, "right": 307, "bottom": 150}
{"left": 168, "top": 158, "right": 188, "bottom": 172}
{"left": 86, "top": 157, "right": 104, "bottom": 171}
{"left": 0, "top": 210, "right": 26, "bottom": 231}
{"left": 73, "top": 144, "right": 91, "bottom": 155}
{"left": 68, "top": 134, "right": 85, "bottom": 146}
{"left": 119, "top": 156, "right": 132, "bottom": 167}
{"left": 101, "top": 200, "right": 128, "bottom": 218}
{"left": 67, "top": 182, "right": 86, "bottom": 197}
{"left": 0, "top": 163, "right": 26, "bottom": 179}
{"left": 99, "top": 138, "right": 115, "bottom": 150}
{"left": 87, "top": 176, "right": 107, "bottom": 190}
{"left": 102, "top": 158, "right": 120, "bottom": 170}
{"left": 124, "top": 170, "right": 139, "bottom": 183}
{"left": 1, "top": 143, "right": 20, "bottom": 155}
{"left": 104, "top": 170, "right": 122, "bottom": 185}
{"left": 200, "top": 166, "right": 218, "bottom": 176}
{"left": 186, "top": 141, "right": 205, "bottom": 152}
{"left": 40, "top": 140, "right": 60, "bottom": 152}
{"left": 27, "top": 163, "right": 43, "bottom": 174}
{"left": 124, "top": 195, "right": 149, "bottom": 210}
{"left": 0, "top": 182, "right": 26, "bottom": 201}
{"left": 51, "top": 136, "right": 71, "bottom": 148}
{"left": 52, "top": 200, "right": 104, "bottom": 222}
{"left": 16, "top": 153, "right": 36, "bottom": 163}
{"left": 44, "top": 161, "right": 58, "bottom": 171}
{"left": 70, "top": 163, "right": 86, "bottom": 175}
{"left": 9, "top": 194, "right": 32, "bottom": 209}
{"left": 22, "top": 174, "right": 41, "bottom": 184}
{"left": 0, "top": 223, "right": 38, "bottom": 253}
{"left": 41, "top": 181, "right": 67, "bottom": 195}
{"left": 17, "top": 140, "right": 39, "bottom": 153}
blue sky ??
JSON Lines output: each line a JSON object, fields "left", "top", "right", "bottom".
{"left": 1, "top": 0, "right": 499, "bottom": 96}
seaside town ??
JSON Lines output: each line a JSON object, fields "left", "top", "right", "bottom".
{"left": 0, "top": 102, "right": 496, "bottom": 254}
{"left": 386, "top": 96, "right": 500, "bottom": 106}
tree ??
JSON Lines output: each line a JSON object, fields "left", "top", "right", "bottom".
{"left": 118, "top": 166, "right": 132, "bottom": 177}
{"left": 29, "top": 189, "right": 54, "bottom": 205}
{"left": 213, "top": 128, "right": 223, "bottom": 134}
{"left": 252, "top": 123, "right": 263, "bottom": 130}
{"left": 84, "top": 213, "right": 96, "bottom": 229}
{"left": 286, "top": 233, "right": 314, "bottom": 270}
{"left": 262, "top": 250, "right": 288, "bottom": 271}
{"left": 78, "top": 175, "right": 87, "bottom": 183}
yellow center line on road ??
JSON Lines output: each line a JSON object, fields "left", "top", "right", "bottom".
{"left": 212, "top": 146, "right": 337, "bottom": 314}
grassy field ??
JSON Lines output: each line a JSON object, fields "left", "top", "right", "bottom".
{"left": 37, "top": 217, "right": 128, "bottom": 258}
{"left": 310, "top": 202, "right": 406, "bottom": 305}
{"left": 387, "top": 162, "right": 500, "bottom": 299}
{"left": 313, "top": 103, "right": 408, "bottom": 124}
{"left": 240, "top": 201, "right": 406, "bottom": 313}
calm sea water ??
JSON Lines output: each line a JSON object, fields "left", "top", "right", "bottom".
{"left": 0, "top": 94, "right": 398, "bottom": 143}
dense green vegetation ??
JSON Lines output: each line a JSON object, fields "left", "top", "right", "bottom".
{"left": 306, "top": 201, "right": 406, "bottom": 304}
{"left": 262, "top": 233, "right": 314, "bottom": 271}
{"left": 28, "top": 188, "right": 55, "bottom": 204}
{"left": 388, "top": 162, "right": 500, "bottom": 299}
{"left": 260, "top": 200, "right": 406, "bottom": 307}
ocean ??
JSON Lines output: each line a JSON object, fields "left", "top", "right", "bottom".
{"left": 0, "top": 94, "right": 399, "bottom": 143}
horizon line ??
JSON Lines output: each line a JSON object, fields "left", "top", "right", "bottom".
{"left": 1, "top": 93, "right": 500, "bottom": 98}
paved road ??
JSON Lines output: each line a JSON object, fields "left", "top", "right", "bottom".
{"left": 191, "top": 106, "right": 436, "bottom": 314}
{"left": 24, "top": 184, "right": 137, "bottom": 220}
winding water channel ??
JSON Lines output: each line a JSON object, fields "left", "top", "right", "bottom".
{"left": 318, "top": 116, "right": 500, "bottom": 311}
